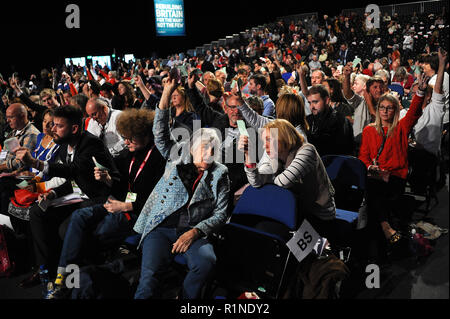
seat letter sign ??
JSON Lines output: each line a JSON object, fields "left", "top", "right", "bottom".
{"left": 287, "top": 220, "right": 320, "bottom": 263}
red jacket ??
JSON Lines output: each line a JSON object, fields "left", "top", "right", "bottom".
{"left": 359, "top": 93, "right": 424, "bottom": 179}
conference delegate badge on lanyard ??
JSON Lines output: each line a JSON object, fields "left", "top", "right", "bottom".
{"left": 125, "top": 192, "right": 137, "bottom": 203}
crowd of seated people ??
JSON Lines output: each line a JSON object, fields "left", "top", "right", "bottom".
{"left": 0, "top": 7, "right": 448, "bottom": 299}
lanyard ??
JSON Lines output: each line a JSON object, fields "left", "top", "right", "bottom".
{"left": 374, "top": 128, "right": 387, "bottom": 165}
{"left": 35, "top": 138, "right": 57, "bottom": 161}
{"left": 128, "top": 145, "right": 154, "bottom": 191}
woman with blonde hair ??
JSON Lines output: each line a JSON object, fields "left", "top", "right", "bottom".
{"left": 359, "top": 74, "right": 428, "bottom": 248}
{"left": 238, "top": 119, "right": 337, "bottom": 242}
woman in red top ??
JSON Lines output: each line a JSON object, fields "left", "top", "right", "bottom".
{"left": 359, "top": 73, "right": 428, "bottom": 245}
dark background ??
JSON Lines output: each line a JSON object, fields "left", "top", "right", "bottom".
{"left": 0, "top": 0, "right": 421, "bottom": 77}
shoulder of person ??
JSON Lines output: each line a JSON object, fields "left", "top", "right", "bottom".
{"left": 210, "top": 161, "right": 229, "bottom": 176}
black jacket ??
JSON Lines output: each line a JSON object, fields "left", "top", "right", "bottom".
{"left": 110, "top": 143, "right": 166, "bottom": 215}
{"left": 306, "top": 106, "right": 354, "bottom": 157}
{"left": 48, "top": 131, "right": 120, "bottom": 202}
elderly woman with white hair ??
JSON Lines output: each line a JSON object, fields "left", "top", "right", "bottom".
{"left": 133, "top": 77, "right": 230, "bottom": 299}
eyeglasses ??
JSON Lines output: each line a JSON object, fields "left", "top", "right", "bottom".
{"left": 42, "top": 97, "right": 53, "bottom": 103}
{"left": 378, "top": 106, "right": 395, "bottom": 112}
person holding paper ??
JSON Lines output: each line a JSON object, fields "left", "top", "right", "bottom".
{"left": 14, "top": 105, "right": 120, "bottom": 291}
{"left": 85, "top": 97, "right": 126, "bottom": 157}
{"left": 45, "top": 108, "right": 166, "bottom": 299}
{"left": 358, "top": 74, "right": 427, "bottom": 248}
{"left": 0, "top": 103, "right": 40, "bottom": 173}
{"left": 238, "top": 119, "right": 338, "bottom": 244}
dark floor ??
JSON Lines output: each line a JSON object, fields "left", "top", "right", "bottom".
{"left": 0, "top": 175, "right": 448, "bottom": 300}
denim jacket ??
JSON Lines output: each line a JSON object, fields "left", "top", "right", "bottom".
{"left": 133, "top": 108, "right": 230, "bottom": 248}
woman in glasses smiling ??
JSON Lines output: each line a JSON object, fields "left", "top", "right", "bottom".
{"left": 358, "top": 73, "right": 428, "bottom": 250}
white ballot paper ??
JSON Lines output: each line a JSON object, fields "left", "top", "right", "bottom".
{"left": 4, "top": 137, "right": 20, "bottom": 152}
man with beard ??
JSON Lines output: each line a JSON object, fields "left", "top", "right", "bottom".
{"left": 14, "top": 105, "right": 119, "bottom": 291}
{"left": 248, "top": 74, "right": 275, "bottom": 118}
{"left": 306, "top": 85, "right": 354, "bottom": 156}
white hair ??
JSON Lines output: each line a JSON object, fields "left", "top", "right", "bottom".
{"left": 354, "top": 74, "right": 371, "bottom": 85}
{"left": 191, "top": 128, "right": 221, "bottom": 162}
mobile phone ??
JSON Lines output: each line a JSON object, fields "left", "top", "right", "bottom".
{"left": 38, "top": 199, "right": 50, "bottom": 212}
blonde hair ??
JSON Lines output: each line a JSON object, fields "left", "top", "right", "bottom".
{"left": 40, "top": 88, "right": 56, "bottom": 100}
{"left": 374, "top": 93, "right": 401, "bottom": 137}
{"left": 264, "top": 119, "right": 304, "bottom": 154}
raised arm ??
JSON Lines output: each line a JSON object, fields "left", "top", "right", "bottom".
{"left": 238, "top": 100, "right": 271, "bottom": 129}
{"left": 297, "top": 63, "right": 310, "bottom": 97}
{"left": 342, "top": 63, "right": 354, "bottom": 100}
{"left": 186, "top": 72, "right": 222, "bottom": 127}
{"left": 434, "top": 48, "right": 447, "bottom": 95}
{"left": 9, "top": 77, "right": 47, "bottom": 113}
{"left": 134, "top": 75, "right": 152, "bottom": 102}
{"left": 153, "top": 77, "right": 179, "bottom": 159}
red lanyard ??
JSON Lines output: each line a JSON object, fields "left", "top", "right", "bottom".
{"left": 128, "top": 145, "right": 154, "bottom": 191}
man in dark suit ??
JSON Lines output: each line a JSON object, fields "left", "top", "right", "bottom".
{"left": 15, "top": 105, "right": 120, "bottom": 288}
{"left": 338, "top": 43, "right": 355, "bottom": 66}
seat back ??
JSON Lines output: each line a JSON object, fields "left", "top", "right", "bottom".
{"left": 232, "top": 184, "right": 298, "bottom": 231}
{"left": 322, "top": 155, "right": 367, "bottom": 212}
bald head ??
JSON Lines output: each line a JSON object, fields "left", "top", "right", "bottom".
{"left": 6, "top": 103, "right": 28, "bottom": 130}
{"left": 85, "top": 98, "right": 109, "bottom": 126}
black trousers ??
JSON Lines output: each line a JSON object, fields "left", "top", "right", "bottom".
{"left": 29, "top": 198, "right": 104, "bottom": 274}
{"left": 366, "top": 175, "right": 406, "bottom": 228}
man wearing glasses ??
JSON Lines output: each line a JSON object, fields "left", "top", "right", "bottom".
{"left": 85, "top": 97, "right": 126, "bottom": 158}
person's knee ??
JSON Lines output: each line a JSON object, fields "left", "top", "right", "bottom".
{"left": 29, "top": 204, "right": 45, "bottom": 222}
{"left": 192, "top": 248, "right": 216, "bottom": 273}
{"left": 70, "top": 207, "right": 94, "bottom": 225}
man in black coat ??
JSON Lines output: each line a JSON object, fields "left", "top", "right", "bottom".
{"left": 15, "top": 105, "right": 120, "bottom": 286}
{"left": 306, "top": 85, "right": 354, "bottom": 157}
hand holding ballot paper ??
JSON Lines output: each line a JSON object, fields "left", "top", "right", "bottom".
{"left": 93, "top": 156, "right": 112, "bottom": 187}
{"left": 4, "top": 137, "right": 20, "bottom": 153}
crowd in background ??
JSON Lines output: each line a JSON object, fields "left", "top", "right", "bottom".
{"left": 0, "top": 7, "right": 448, "bottom": 299}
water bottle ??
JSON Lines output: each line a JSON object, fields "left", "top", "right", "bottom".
{"left": 38, "top": 265, "right": 50, "bottom": 297}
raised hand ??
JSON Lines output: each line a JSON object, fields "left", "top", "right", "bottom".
{"left": 343, "top": 63, "right": 352, "bottom": 77}
{"left": 187, "top": 72, "right": 199, "bottom": 89}
{"left": 417, "top": 73, "right": 430, "bottom": 91}
{"left": 134, "top": 74, "right": 144, "bottom": 87}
